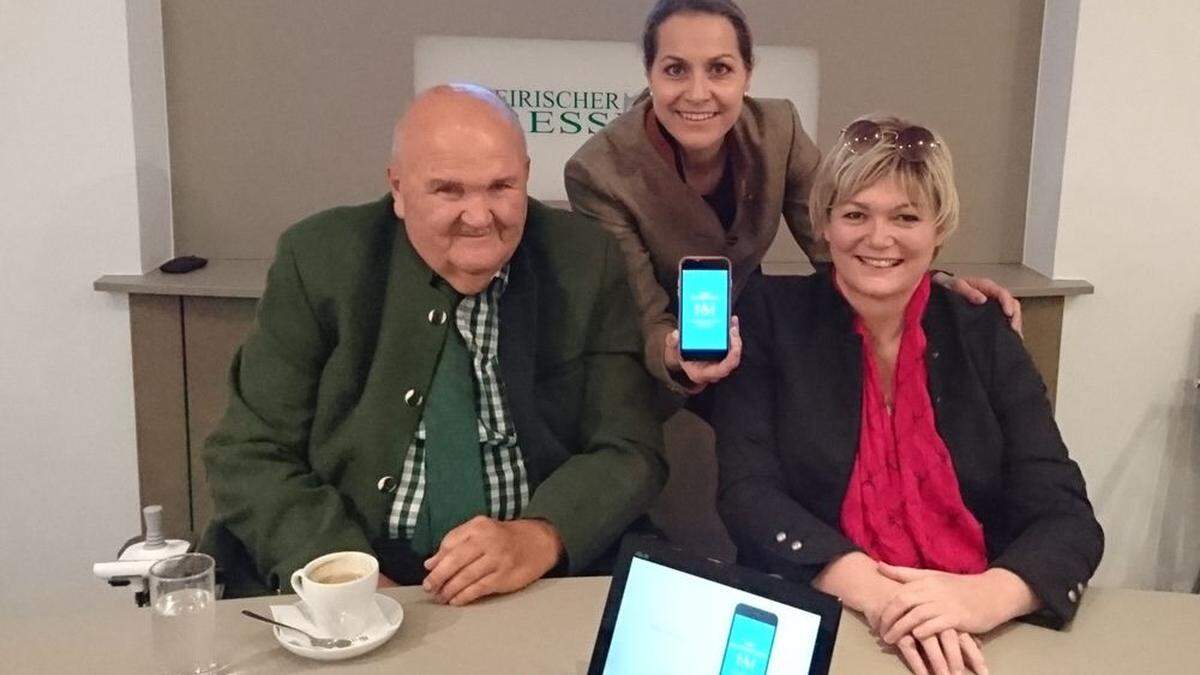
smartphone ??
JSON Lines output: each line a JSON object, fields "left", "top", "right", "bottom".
{"left": 718, "top": 603, "right": 778, "bottom": 675}
{"left": 677, "top": 256, "right": 732, "bottom": 362}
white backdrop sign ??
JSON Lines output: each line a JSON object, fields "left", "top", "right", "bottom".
{"left": 415, "top": 36, "right": 819, "bottom": 201}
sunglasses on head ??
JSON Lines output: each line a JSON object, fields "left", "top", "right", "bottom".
{"left": 839, "top": 120, "right": 940, "bottom": 162}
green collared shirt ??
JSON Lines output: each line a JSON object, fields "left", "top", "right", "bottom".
{"left": 387, "top": 266, "right": 530, "bottom": 539}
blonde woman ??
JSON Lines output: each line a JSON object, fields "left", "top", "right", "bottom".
{"left": 713, "top": 116, "right": 1103, "bottom": 675}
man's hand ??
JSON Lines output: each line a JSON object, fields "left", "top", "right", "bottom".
{"left": 876, "top": 564, "right": 1039, "bottom": 644}
{"left": 663, "top": 316, "right": 742, "bottom": 393}
{"left": 421, "top": 516, "right": 563, "bottom": 606}
{"left": 942, "top": 275, "right": 1022, "bottom": 337}
{"left": 895, "top": 629, "right": 988, "bottom": 675}
{"left": 377, "top": 574, "right": 398, "bottom": 589}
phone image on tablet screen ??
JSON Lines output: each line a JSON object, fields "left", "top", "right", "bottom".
{"left": 587, "top": 536, "right": 840, "bottom": 675}
{"left": 719, "top": 603, "right": 778, "bottom": 675}
{"left": 678, "top": 256, "right": 732, "bottom": 362}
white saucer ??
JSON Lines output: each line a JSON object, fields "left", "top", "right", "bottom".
{"left": 269, "top": 593, "right": 403, "bottom": 662}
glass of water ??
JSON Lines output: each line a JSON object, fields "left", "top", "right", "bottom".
{"left": 149, "top": 553, "right": 219, "bottom": 674}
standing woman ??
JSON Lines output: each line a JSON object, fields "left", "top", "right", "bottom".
{"left": 565, "top": 0, "right": 1019, "bottom": 397}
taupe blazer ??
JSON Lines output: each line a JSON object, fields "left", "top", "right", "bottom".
{"left": 564, "top": 94, "right": 822, "bottom": 390}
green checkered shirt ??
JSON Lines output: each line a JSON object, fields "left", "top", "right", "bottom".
{"left": 387, "top": 267, "right": 530, "bottom": 539}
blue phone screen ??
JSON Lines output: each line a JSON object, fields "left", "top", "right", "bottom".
{"left": 679, "top": 269, "right": 729, "bottom": 351}
{"left": 719, "top": 611, "right": 777, "bottom": 675}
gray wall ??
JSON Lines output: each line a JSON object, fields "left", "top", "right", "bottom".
{"left": 164, "top": 0, "right": 1043, "bottom": 264}
{"left": 2, "top": 0, "right": 145, "bottom": 617}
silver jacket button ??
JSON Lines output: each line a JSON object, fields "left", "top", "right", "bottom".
{"left": 775, "top": 532, "right": 787, "bottom": 543}
{"left": 404, "top": 389, "right": 424, "bottom": 407}
{"left": 427, "top": 309, "right": 448, "bottom": 325}
{"left": 790, "top": 540, "right": 803, "bottom": 551}
{"left": 377, "top": 476, "right": 398, "bottom": 493}
{"left": 1067, "top": 589, "right": 1079, "bottom": 603}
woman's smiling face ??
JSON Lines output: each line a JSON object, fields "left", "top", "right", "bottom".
{"left": 646, "top": 12, "right": 751, "bottom": 156}
{"left": 825, "top": 177, "right": 944, "bottom": 305}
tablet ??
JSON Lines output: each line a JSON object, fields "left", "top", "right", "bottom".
{"left": 587, "top": 536, "right": 841, "bottom": 675}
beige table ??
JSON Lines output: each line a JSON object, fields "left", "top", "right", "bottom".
{"left": 5, "top": 578, "right": 1198, "bottom": 673}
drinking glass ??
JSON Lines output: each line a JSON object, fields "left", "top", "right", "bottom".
{"left": 149, "top": 553, "right": 219, "bottom": 674}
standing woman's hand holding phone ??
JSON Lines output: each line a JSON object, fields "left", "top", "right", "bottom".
{"left": 672, "top": 255, "right": 738, "bottom": 392}
{"left": 664, "top": 315, "right": 742, "bottom": 393}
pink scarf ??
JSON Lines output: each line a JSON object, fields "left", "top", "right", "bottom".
{"left": 839, "top": 274, "right": 988, "bottom": 574}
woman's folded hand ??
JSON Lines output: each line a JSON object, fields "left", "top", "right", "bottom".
{"left": 895, "top": 627, "right": 989, "bottom": 675}
{"left": 875, "top": 563, "right": 1039, "bottom": 644}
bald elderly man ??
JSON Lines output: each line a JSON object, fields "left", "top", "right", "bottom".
{"left": 201, "top": 85, "right": 666, "bottom": 604}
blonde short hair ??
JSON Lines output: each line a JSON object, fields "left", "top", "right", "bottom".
{"left": 808, "top": 115, "right": 960, "bottom": 244}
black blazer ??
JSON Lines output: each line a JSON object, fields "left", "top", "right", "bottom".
{"left": 713, "top": 272, "right": 1103, "bottom": 628}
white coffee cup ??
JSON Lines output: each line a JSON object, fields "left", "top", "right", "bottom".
{"left": 290, "top": 551, "right": 379, "bottom": 638}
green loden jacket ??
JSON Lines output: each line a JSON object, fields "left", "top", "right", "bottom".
{"left": 201, "top": 195, "right": 666, "bottom": 596}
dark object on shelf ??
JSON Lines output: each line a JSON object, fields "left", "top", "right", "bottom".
{"left": 160, "top": 255, "right": 208, "bottom": 274}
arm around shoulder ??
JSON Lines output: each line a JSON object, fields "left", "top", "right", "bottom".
{"left": 779, "top": 100, "right": 824, "bottom": 264}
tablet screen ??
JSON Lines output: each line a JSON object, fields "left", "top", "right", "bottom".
{"left": 601, "top": 556, "right": 823, "bottom": 675}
